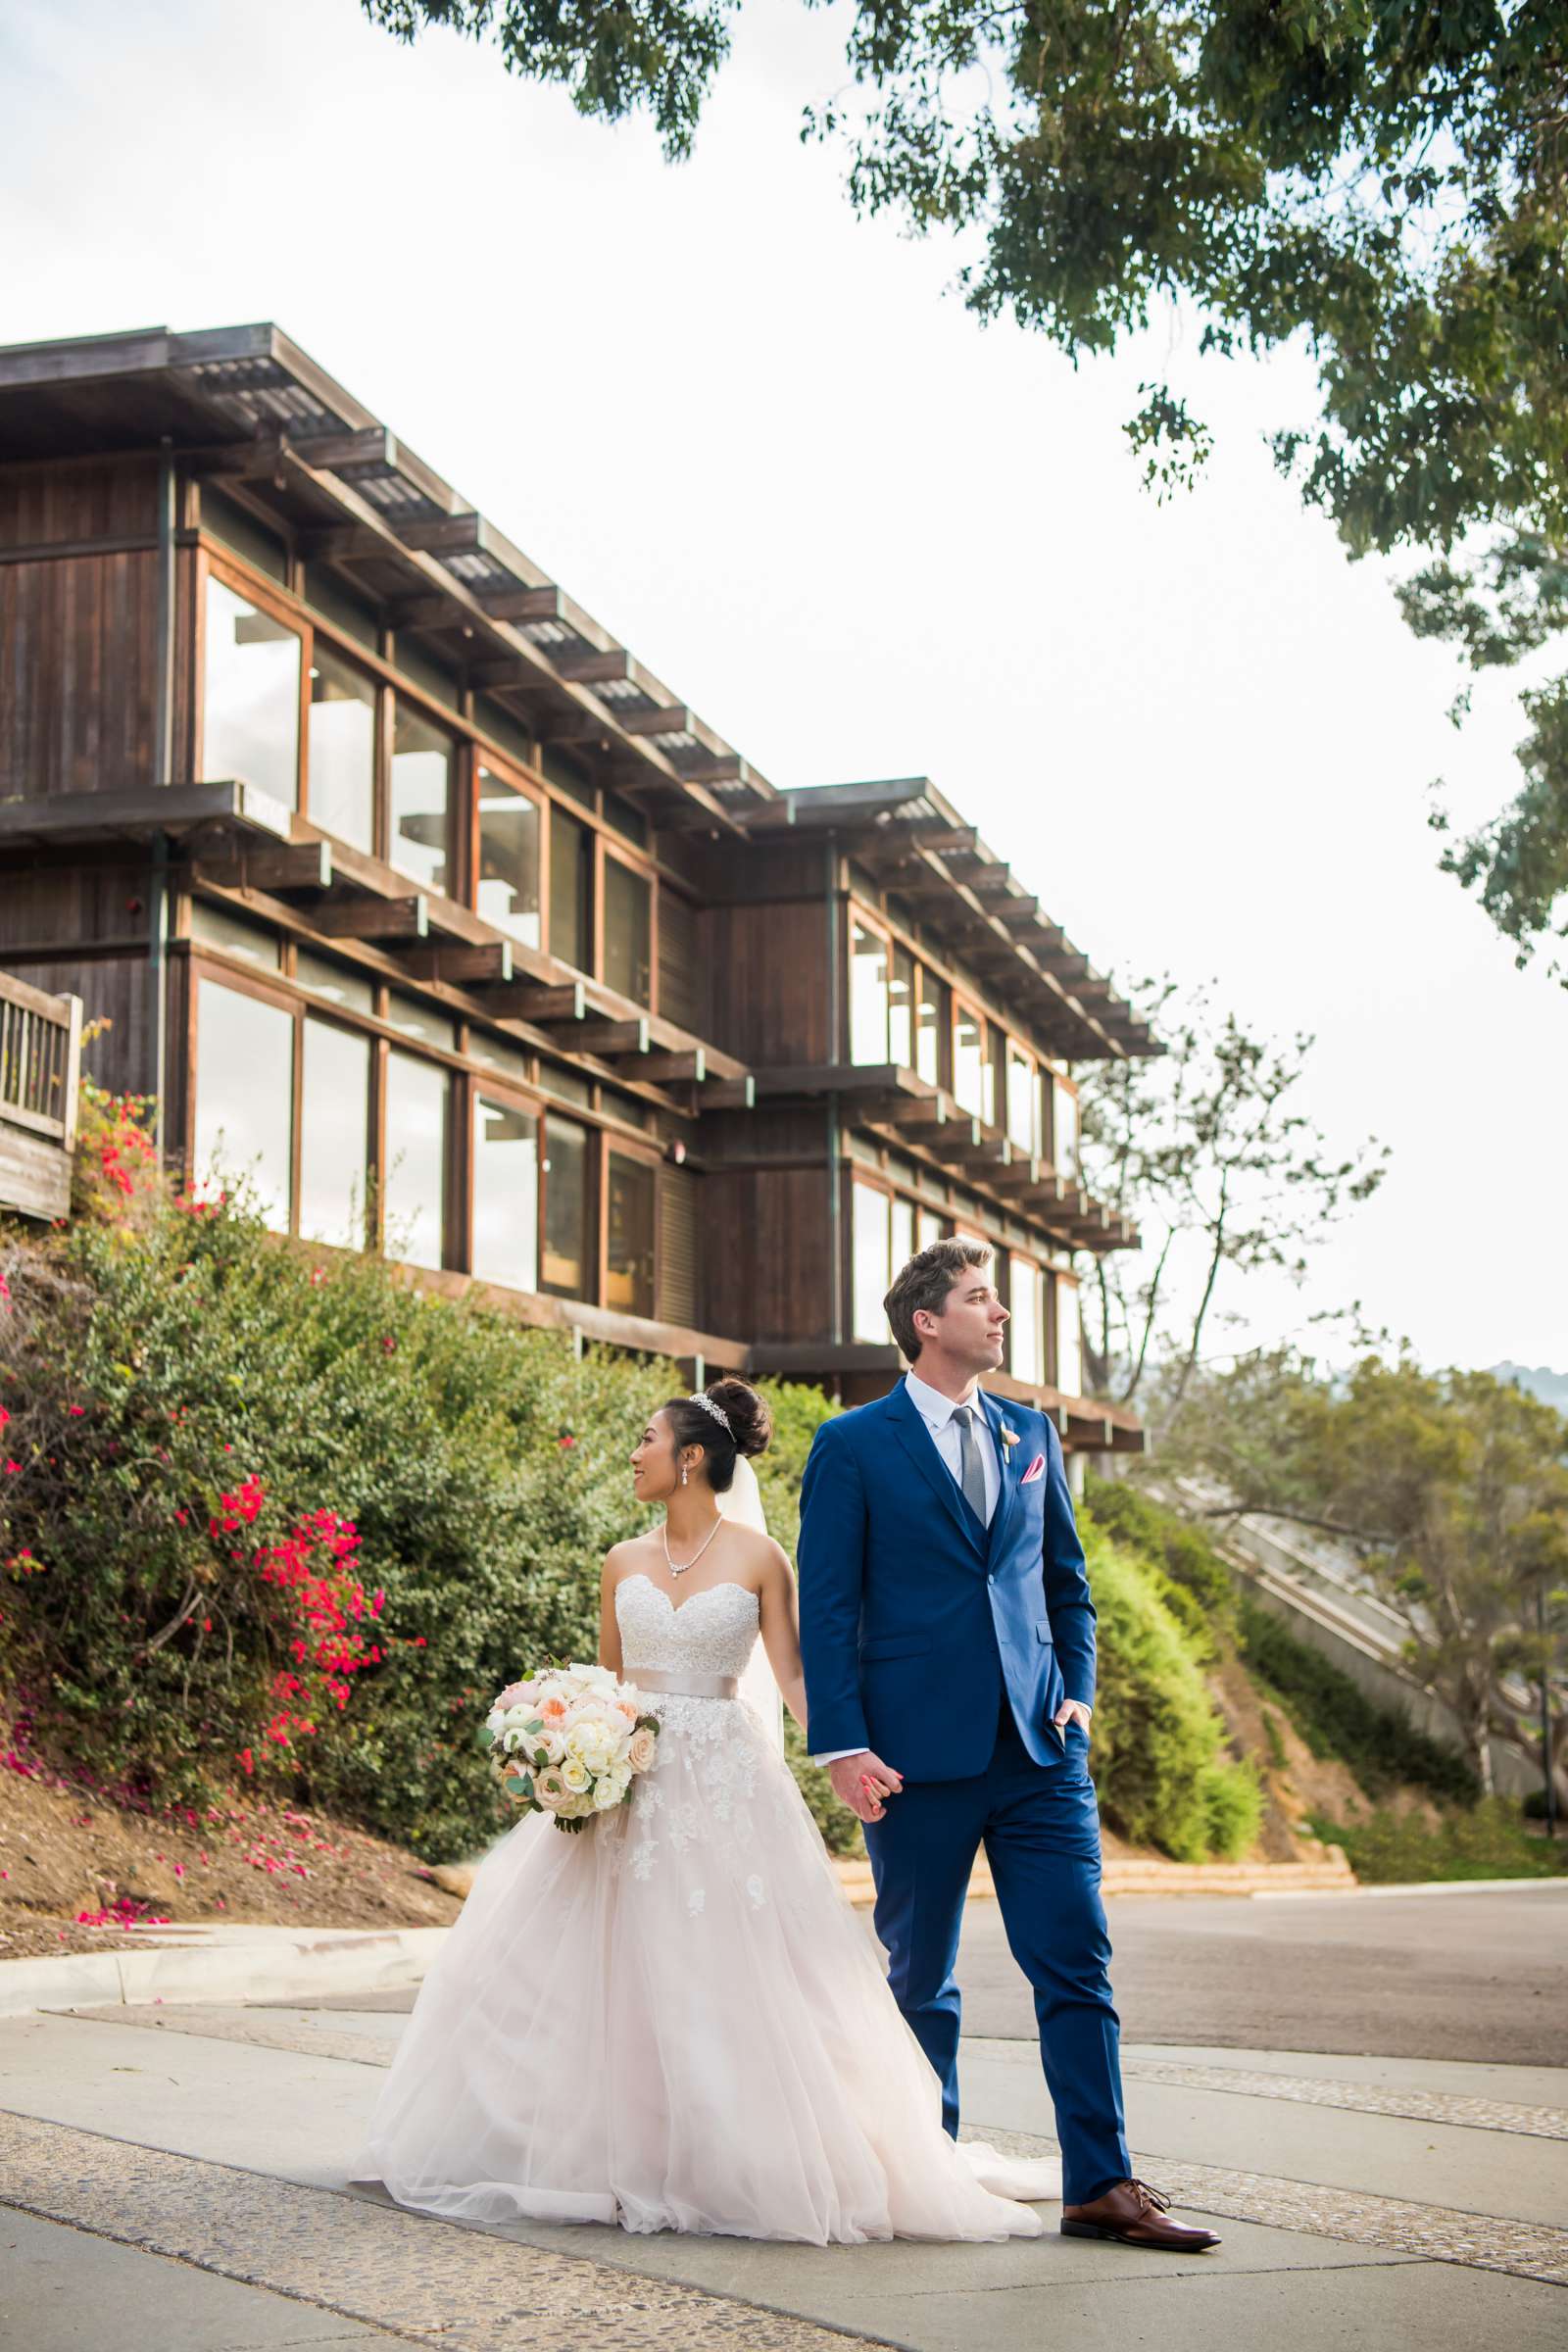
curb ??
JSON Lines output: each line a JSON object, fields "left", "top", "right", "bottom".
{"left": 1253, "top": 1872, "right": 1568, "bottom": 1901}
{"left": 829, "top": 1850, "right": 1357, "bottom": 1908}
{"left": 0, "top": 1925, "right": 447, "bottom": 2019}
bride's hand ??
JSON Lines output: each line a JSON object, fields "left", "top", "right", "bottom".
{"left": 827, "top": 1751, "right": 904, "bottom": 1823}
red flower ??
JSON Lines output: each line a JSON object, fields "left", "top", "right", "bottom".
{"left": 67, "top": 1403, "right": 85, "bottom": 1417}
{"left": 3, "top": 1461, "right": 19, "bottom": 1477}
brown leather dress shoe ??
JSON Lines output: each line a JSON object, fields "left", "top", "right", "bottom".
{"left": 1061, "top": 2179, "right": 1222, "bottom": 2251}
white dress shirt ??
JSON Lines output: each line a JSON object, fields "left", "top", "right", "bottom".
{"left": 812, "top": 1372, "right": 1001, "bottom": 1763}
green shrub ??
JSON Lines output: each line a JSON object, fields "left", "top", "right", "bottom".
{"left": 1308, "top": 1800, "right": 1568, "bottom": 1883}
{"left": 1086, "top": 1527, "right": 1258, "bottom": 1861}
{"left": 1238, "top": 1596, "right": 1479, "bottom": 1804}
{"left": 1083, "top": 1475, "right": 1236, "bottom": 1657}
{"left": 0, "top": 1159, "right": 1257, "bottom": 1869}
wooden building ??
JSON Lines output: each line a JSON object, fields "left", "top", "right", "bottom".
{"left": 0, "top": 323, "right": 1156, "bottom": 1452}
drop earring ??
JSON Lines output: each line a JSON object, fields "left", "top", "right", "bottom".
{"left": 680, "top": 1463, "right": 689, "bottom": 1486}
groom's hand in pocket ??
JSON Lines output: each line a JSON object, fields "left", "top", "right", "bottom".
{"left": 827, "top": 1751, "right": 904, "bottom": 1823}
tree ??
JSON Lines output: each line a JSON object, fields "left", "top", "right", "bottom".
{"left": 1075, "top": 978, "right": 1387, "bottom": 1416}
{"left": 365, "top": 0, "right": 1568, "bottom": 972}
{"left": 1162, "top": 1351, "right": 1568, "bottom": 1797}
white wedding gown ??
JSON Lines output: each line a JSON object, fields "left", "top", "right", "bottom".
{"left": 355, "top": 1571, "right": 1058, "bottom": 2242}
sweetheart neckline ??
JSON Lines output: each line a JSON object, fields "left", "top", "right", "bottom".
{"left": 619, "top": 1571, "right": 760, "bottom": 1619}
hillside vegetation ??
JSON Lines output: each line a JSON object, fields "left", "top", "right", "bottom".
{"left": 1, "top": 1086, "right": 1260, "bottom": 1876}
{"left": 1086, "top": 1475, "right": 1566, "bottom": 1883}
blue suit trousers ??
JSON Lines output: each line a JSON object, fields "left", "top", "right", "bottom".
{"left": 863, "top": 1704, "right": 1131, "bottom": 2206}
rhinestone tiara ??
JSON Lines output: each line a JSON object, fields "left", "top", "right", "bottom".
{"left": 688, "top": 1392, "right": 733, "bottom": 1433}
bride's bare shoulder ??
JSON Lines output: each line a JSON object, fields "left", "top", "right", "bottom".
{"left": 602, "top": 1532, "right": 660, "bottom": 1582}
{"left": 727, "top": 1522, "right": 791, "bottom": 1577}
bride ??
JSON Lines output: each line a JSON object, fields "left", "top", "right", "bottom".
{"left": 356, "top": 1378, "right": 1055, "bottom": 2243}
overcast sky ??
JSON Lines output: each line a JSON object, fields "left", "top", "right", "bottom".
{"left": 4, "top": 0, "right": 1564, "bottom": 1376}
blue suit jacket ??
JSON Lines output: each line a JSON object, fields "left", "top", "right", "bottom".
{"left": 797, "top": 1380, "right": 1096, "bottom": 1780}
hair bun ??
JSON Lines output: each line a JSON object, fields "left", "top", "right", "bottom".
{"left": 706, "top": 1377, "right": 772, "bottom": 1459}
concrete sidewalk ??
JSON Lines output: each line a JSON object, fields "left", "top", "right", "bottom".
{"left": 0, "top": 1988, "right": 1562, "bottom": 2352}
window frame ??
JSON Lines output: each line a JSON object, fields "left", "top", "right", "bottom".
{"left": 471, "top": 746, "right": 548, "bottom": 954}
{"left": 197, "top": 549, "right": 309, "bottom": 811}
{"left": 601, "top": 838, "right": 659, "bottom": 1012}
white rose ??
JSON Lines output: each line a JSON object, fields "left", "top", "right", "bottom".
{"left": 592, "top": 1775, "right": 624, "bottom": 1811}
{"left": 560, "top": 1758, "right": 591, "bottom": 1794}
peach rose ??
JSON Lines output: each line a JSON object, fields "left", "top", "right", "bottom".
{"left": 496, "top": 1680, "right": 537, "bottom": 1712}
{"left": 533, "top": 1767, "right": 569, "bottom": 1810}
{"left": 626, "top": 1726, "right": 658, "bottom": 1775}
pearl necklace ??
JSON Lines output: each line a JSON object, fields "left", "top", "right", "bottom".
{"left": 662, "top": 1511, "right": 725, "bottom": 1577}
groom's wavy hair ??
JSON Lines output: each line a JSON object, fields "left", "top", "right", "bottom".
{"left": 885, "top": 1240, "right": 993, "bottom": 1363}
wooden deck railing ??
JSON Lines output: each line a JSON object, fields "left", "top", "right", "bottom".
{"left": 0, "top": 970, "right": 83, "bottom": 1219}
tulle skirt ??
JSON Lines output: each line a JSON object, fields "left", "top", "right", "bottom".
{"left": 354, "top": 1692, "right": 1055, "bottom": 2242}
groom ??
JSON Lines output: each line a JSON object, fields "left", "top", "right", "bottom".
{"left": 798, "top": 1240, "right": 1219, "bottom": 2251}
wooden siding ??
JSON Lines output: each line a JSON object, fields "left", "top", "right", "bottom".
{"left": 2, "top": 952, "right": 155, "bottom": 1099}
{"left": 656, "top": 1160, "right": 699, "bottom": 1329}
{"left": 0, "top": 454, "right": 160, "bottom": 549}
{"left": 0, "top": 549, "right": 162, "bottom": 797}
{"left": 703, "top": 1163, "right": 833, "bottom": 1345}
{"left": 0, "top": 857, "right": 154, "bottom": 954}
{"left": 703, "top": 899, "right": 830, "bottom": 1067}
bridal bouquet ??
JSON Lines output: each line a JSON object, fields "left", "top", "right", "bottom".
{"left": 482, "top": 1663, "right": 660, "bottom": 1834}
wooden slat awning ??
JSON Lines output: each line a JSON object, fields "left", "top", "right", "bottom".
{"left": 183, "top": 805, "right": 754, "bottom": 1114}
{"left": 745, "top": 1060, "right": 1137, "bottom": 1253}
{"left": 745, "top": 778, "right": 1160, "bottom": 1063}
{"left": 0, "top": 322, "right": 778, "bottom": 836}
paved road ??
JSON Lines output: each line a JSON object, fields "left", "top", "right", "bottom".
{"left": 956, "top": 1883, "right": 1568, "bottom": 2066}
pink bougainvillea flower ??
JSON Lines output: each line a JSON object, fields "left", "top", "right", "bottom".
{"left": 3, "top": 1461, "right": 19, "bottom": 1477}
{"left": 67, "top": 1404, "right": 84, "bottom": 1417}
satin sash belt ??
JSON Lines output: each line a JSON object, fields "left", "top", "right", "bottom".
{"left": 627, "top": 1666, "right": 739, "bottom": 1700}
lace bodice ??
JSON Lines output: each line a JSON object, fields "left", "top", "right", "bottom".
{"left": 615, "top": 1574, "right": 760, "bottom": 1680}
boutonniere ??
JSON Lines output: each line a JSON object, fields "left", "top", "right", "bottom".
{"left": 999, "top": 1421, "right": 1020, "bottom": 1452}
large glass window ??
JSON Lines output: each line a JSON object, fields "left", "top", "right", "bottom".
{"left": 189, "top": 901, "right": 280, "bottom": 970}
{"left": 203, "top": 575, "right": 301, "bottom": 806}
{"left": 1006, "top": 1044, "right": 1038, "bottom": 1154}
{"left": 476, "top": 766, "right": 542, "bottom": 948}
{"left": 916, "top": 1205, "right": 945, "bottom": 1251}
{"left": 1008, "top": 1254, "right": 1043, "bottom": 1384}
{"left": 299, "top": 1017, "right": 369, "bottom": 1249}
{"left": 1052, "top": 1078, "right": 1080, "bottom": 1178}
{"left": 472, "top": 1094, "right": 540, "bottom": 1294}
{"left": 852, "top": 1180, "right": 893, "bottom": 1344}
{"left": 389, "top": 705, "right": 453, "bottom": 893}
{"left": 549, "top": 806, "right": 594, "bottom": 971}
{"left": 193, "top": 977, "right": 293, "bottom": 1230}
{"left": 606, "top": 1151, "right": 656, "bottom": 1317}
{"left": 307, "top": 647, "right": 376, "bottom": 853}
{"left": 294, "top": 950, "right": 374, "bottom": 1014}
{"left": 985, "top": 1025, "right": 1006, "bottom": 1130}
{"left": 604, "top": 858, "right": 653, "bottom": 1006}
{"left": 890, "top": 1195, "right": 914, "bottom": 1282}
{"left": 383, "top": 1051, "right": 448, "bottom": 1271}
{"left": 385, "top": 995, "right": 456, "bottom": 1052}
{"left": 1054, "top": 1276, "right": 1083, "bottom": 1396}
{"left": 889, "top": 945, "right": 915, "bottom": 1068}
{"left": 954, "top": 1004, "right": 985, "bottom": 1117}
{"left": 916, "top": 972, "right": 950, "bottom": 1089}
{"left": 542, "top": 1114, "right": 591, "bottom": 1297}
{"left": 850, "top": 920, "right": 890, "bottom": 1064}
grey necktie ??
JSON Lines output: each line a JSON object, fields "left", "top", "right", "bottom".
{"left": 950, "top": 1403, "right": 990, "bottom": 1526}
